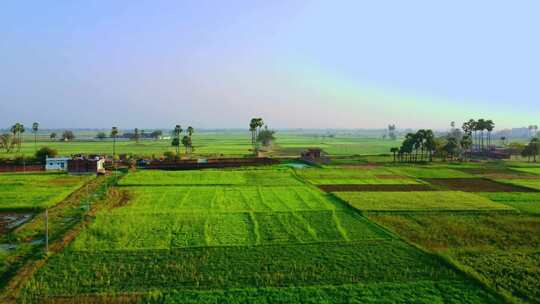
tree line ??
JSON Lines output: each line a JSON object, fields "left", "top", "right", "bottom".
{"left": 392, "top": 118, "right": 496, "bottom": 162}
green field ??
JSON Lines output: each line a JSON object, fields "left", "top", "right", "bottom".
{"left": 295, "top": 167, "right": 420, "bottom": 185}
{"left": 17, "top": 168, "right": 500, "bottom": 302}
{"left": 0, "top": 131, "right": 400, "bottom": 160}
{"left": 336, "top": 191, "right": 515, "bottom": 212}
{"left": 496, "top": 179, "right": 540, "bottom": 191}
{"left": 0, "top": 172, "right": 92, "bottom": 210}
{"left": 370, "top": 213, "right": 540, "bottom": 303}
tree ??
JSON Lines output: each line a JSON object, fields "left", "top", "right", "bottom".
{"left": 10, "top": 123, "right": 25, "bottom": 152}
{"left": 35, "top": 146, "right": 58, "bottom": 163}
{"left": 442, "top": 137, "right": 460, "bottom": 161}
{"left": 249, "top": 118, "right": 264, "bottom": 153}
{"left": 390, "top": 147, "right": 399, "bottom": 163}
{"left": 50, "top": 132, "right": 57, "bottom": 141}
{"left": 485, "top": 119, "right": 495, "bottom": 149}
{"left": 187, "top": 126, "right": 194, "bottom": 154}
{"left": 32, "top": 122, "right": 39, "bottom": 152}
{"left": 110, "top": 127, "right": 119, "bottom": 156}
{"left": 460, "top": 134, "right": 473, "bottom": 161}
{"left": 172, "top": 125, "right": 182, "bottom": 154}
{"left": 388, "top": 124, "right": 397, "bottom": 140}
{"left": 133, "top": 128, "right": 140, "bottom": 143}
{"left": 61, "top": 130, "right": 75, "bottom": 141}
{"left": 0, "top": 134, "right": 15, "bottom": 153}
{"left": 500, "top": 136, "right": 507, "bottom": 146}
{"left": 96, "top": 132, "right": 107, "bottom": 140}
{"left": 256, "top": 126, "right": 275, "bottom": 147}
{"left": 181, "top": 135, "right": 191, "bottom": 155}
{"left": 524, "top": 138, "right": 540, "bottom": 162}
{"left": 150, "top": 130, "right": 162, "bottom": 140}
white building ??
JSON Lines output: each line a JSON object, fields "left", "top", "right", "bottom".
{"left": 45, "top": 157, "right": 70, "bottom": 171}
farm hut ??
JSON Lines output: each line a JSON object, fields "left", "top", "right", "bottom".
{"left": 300, "top": 148, "right": 329, "bottom": 164}
{"left": 45, "top": 157, "right": 70, "bottom": 171}
{"left": 68, "top": 157, "right": 105, "bottom": 175}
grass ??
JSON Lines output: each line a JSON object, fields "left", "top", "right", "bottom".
{"left": 0, "top": 172, "right": 92, "bottom": 210}
{"left": 335, "top": 191, "right": 515, "bottom": 212}
{"left": 296, "top": 167, "right": 420, "bottom": 185}
{"left": 369, "top": 213, "right": 540, "bottom": 302}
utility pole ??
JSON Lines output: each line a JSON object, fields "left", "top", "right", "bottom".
{"left": 45, "top": 208, "right": 49, "bottom": 254}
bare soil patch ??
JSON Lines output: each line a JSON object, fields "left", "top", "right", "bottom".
{"left": 319, "top": 184, "right": 434, "bottom": 192}
{"left": 423, "top": 178, "right": 538, "bottom": 192}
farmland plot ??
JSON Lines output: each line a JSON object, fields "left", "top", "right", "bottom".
{"left": 369, "top": 213, "right": 540, "bottom": 302}
{"left": 336, "top": 191, "right": 514, "bottom": 212}
{"left": 388, "top": 167, "right": 474, "bottom": 179}
{"left": 0, "top": 172, "right": 91, "bottom": 210}
{"left": 119, "top": 169, "right": 303, "bottom": 186}
{"left": 114, "top": 186, "right": 337, "bottom": 213}
{"left": 296, "top": 168, "right": 420, "bottom": 185}
{"left": 19, "top": 169, "right": 501, "bottom": 302}
{"left": 479, "top": 192, "right": 540, "bottom": 214}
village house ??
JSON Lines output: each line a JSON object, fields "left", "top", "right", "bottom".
{"left": 45, "top": 157, "right": 70, "bottom": 171}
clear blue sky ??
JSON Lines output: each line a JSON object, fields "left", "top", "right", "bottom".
{"left": 1, "top": 1, "right": 539, "bottom": 129}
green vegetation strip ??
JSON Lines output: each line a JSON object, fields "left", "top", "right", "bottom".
{"left": 0, "top": 172, "right": 93, "bottom": 210}
{"left": 296, "top": 168, "right": 420, "bottom": 185}
{"left": 335, "top": 191, "right": 515, "bottom": 212}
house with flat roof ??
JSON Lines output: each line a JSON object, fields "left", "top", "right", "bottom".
{"left": 45, "top": 157, "right": 70, "bottom": 171}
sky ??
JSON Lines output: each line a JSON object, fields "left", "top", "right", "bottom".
{"left": 1, "top": 0, "right": 539, "bottom": 130}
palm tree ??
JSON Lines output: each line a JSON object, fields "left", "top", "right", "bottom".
{"left": 181, "top": 135, "right": 190, "bottom": 155}
{"left": 173, "top": 125, "right": 182, "bottom": 154}
{"left": 485, "top": 120, "right": 494, "bottom": 149}
{"left": 110, "top": 127, "right": 119, "bottom": 157}
{"left": 133, "top": 128, "right": 140, "bottom": 143}
{"left": 460, "top": 134, "right": 473, "bottom": 161}
{"left": 187, "top": 126, "right": 194, "bottom": 154}
{"left": 424, "top": 130, "right": 436, "bottom": 162}
{"left": 32, "top": 122, "right": 39, "bottom": 152}
{"left": 10, "top": 123, "right": 25, "bottom": 153}
{"left": 249, "top": 118, "right": 262, "bottom": 153}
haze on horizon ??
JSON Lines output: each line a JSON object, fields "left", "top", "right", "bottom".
{"left": 1, "top": 1, "right": 539, "bottom": 130}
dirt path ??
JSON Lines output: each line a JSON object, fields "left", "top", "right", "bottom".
{"left": 0, "top": 175, "right": 120, "bottom": 303}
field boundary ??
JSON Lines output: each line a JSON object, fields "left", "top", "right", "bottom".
{"left": 0, "top": 175, "right": 120, "bottom": 303}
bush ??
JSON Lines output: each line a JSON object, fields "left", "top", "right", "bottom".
{"left": 35, "top": 146, "right": 58, "bottom": 163}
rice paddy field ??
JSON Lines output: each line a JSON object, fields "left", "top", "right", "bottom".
{"left": 15, "top": 167, "right": 503, "bottom": 303}
{"left": 2, "top": 159, "right": 539, "bottom": 303}
{"left": 0, "top": 172, "right": 92, "bottom": 211}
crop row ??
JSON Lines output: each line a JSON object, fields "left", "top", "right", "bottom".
{"left": 22, "top": 241, "right": 462, "bottom": 297}
{"left": 71, "top": 210, "right": 391, "bottom": 250}
{"left": 113, "top": 186, "right": 338, "bottom": 214}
